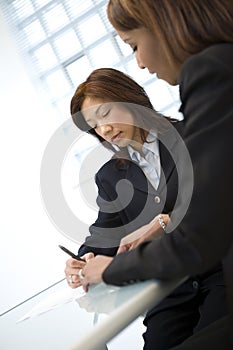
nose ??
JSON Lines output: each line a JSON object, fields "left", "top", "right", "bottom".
{"left": 96, "top": 123, "right": 112, "bottom": 137}
{"left": 135, "top": 53, "right": 145, "bottom": 69}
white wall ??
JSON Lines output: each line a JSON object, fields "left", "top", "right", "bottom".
{"left": 0, "top": 11, "right": 79, "bottom": 315}
{"left": 0, "top": 13, "right": 146, "bottom": 349}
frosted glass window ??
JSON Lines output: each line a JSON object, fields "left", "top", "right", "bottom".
{"left": 56, "top": 95, "right": 73, "bottom": 118}
{"left": 12, "top": 0, "right": 34, "bottom": 21}
{"left": 1, "top": 0, "right": 180, "bottom": 120}
{"left": 126, "top": 58, "right": 150, "bottom": 85}
{"left": 99, "top": 5, "right": 113, "bottom": 31}
{"left": 43, "top": 4, "right": 70, "bottom": 34}
{"left": 45, "top": 70, "right": 71, "bottom": 99}
{"left": 89, "top": 40, "right": 119, "bottom": 67}
{"left": 145, "top": 80, "right": 175, "bottom": 112}
{"left": 33, "top": 44, "right": 58, "bottom": 71}
{"left": 78, "top": 14, "right": 107, "bottom": 46}
{"left": 66, "top": 0, "right": 94, "bottom": 18}
{"left": 67, "top": 57, "right": 92, "bottom": 87}
{"left": 53, "top": 30, "right": 82, "bottom": 60}
{"left": 34, "top": 0, "right": 51, "bottom": 8}
{"left": 23, "top": 20, "right": 46, "bottom": 46}
{"left": 116, "top": 35, "right": 132, "bottom": 57}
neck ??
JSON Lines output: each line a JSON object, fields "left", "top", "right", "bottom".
{"left": 130, "top": 129, "right": 149, "bottom": 154}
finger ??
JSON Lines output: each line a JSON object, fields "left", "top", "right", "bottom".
{"left": 71, "top": 274, "right": 81, "bottom": 284}
{"left": 129, "top": 242, "right": 138, "bottom": 250}
{"left": 79, "top": 267, "right": 89, "bottom": 292}
{"left": 117, "top": 246, "right": 125, "bottom": 254}
{"left": 81, "top": 279, "right": 89, "bottom": 292}
{"left": 65, "top": 258, "right": 86, "bottom": 269}
{"left": 65, "top": 259, "right": 86, "bottom": 276}
{"left": 66, "top": 274, "right": 82, "bottom": 288}
{"left": 69, "top": 280, "right": 82, "bottom": 289}
{"left": 117, "top": 244, "right": 129, "bottom": 254}
{"left": 65, "top": 267, "right": 84, "bottom": 277}
{"left": 70, "top": 258, "right": 86, "bottom": 268}
{"left": 81, "top": 252, "right": 95, "bottom": 261}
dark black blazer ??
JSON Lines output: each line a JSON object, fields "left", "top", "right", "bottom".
{"left": 78, "top": 121, "right": 183, "bottom": 256}
{"left": 103, "top": 44, "right": 233, "bottom": 322}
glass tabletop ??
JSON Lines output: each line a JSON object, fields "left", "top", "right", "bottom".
{"left": 1, "top": 279, "right": 96, "bottom": 350}
{"left": 1, "top": 277, "right": 184, "bottom": 350}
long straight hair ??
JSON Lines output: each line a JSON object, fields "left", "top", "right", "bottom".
{"left": 107, "top": 0, "right": 233, "bottom": 67}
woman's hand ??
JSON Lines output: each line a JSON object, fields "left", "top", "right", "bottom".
{"left": 64, "top": 252, "right": 94, "bottom": 288}
{"left": 117, "top": 214, "right": 169, "bottom": 254}
{"left": 80, "top": 255, "right": 113, "bottom": 292}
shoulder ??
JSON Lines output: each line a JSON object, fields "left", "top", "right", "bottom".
{"left": 178, "top": 44, "right": 233, "bottom": 114}
{"left": 202, "top": 44, "right": 233, "bottom": 67}
{"left": 179, "top": 44, "right": 233, "bottom": 83}
{"left": 96, "top": 158, "right": 121, "bottom": 180}
{"left": 96, "top": 152, "right": 144, "bottom": 184}
{"left": 95, "top": 154, "right": 129, "bottom": 183}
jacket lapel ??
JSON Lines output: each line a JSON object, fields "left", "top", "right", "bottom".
{"left": 157, "top": 121, "right": 184, "bottom": 192}
{"left": 113, "top": 121, "right": 184, "bottom": 195}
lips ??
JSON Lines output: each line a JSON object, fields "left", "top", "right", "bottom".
{"left": 111, "top": 132, "right": 121, "bottom": 142}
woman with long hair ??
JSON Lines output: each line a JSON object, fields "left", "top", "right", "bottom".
{"left": 65, "top": 67, "right": 226, "bottom": 349}
{"left": 79, "top": 1, "right": 233, "bottom": 348}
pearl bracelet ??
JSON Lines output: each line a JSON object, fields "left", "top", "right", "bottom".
{"left": 158, "top": 214, "right": 167, "bottom": 232}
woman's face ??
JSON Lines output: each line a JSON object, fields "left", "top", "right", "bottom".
{"left": 117, "top": 27, "right": 179, "bottom": 85}
{"left": 81, "top": 97, "right": 144, "bottom": 150}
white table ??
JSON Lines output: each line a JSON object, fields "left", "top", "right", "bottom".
{"left": 1, "top": 277, "right": 185, "bottom": 350}
{"left": 68, "top": 278, "right": 185, "bottom": 350}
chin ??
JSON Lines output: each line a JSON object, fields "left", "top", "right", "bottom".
{"left": 156, "top": 71, "right": 178, "bottom": 86}
{"left": 160, "top": 75, "right": 178, "bottom": 86}
{"left": 116, "top": 140, "right": 127, "bottom": 148}
{"left": 169, "top": 80, "right": 178, "bottom": 86}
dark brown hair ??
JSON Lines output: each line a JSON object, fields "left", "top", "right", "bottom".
{"left": 107, "top": 0, "right": 233, "bottom": 66}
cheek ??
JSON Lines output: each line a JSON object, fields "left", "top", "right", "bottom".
{"left": 95, "top": 128, "right": 103, "bottom": 137}
{"left": 111, "top": 113, "right": 131, "bottom": 125}
{"left": 142, "top": 38, "right": 161, "bottom": 63}
{"left": 145, "top": 46, "right": 158, "bottom": 64}
{"left": 117, "top": 111, "right": 134, "bottom": 125}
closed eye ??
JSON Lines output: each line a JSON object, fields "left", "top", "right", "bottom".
{"left": 102, "top": 109, "right": 110, "bottom": 117}
{"left": 86, "top": 109, "right": 110, "bottom": 129}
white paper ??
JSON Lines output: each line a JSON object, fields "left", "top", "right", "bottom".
{"left": 17, "top": 285, "right": 86, "bottom": 323}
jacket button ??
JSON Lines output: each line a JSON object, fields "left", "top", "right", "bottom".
{"left": 192, "top": 280, "right": 199, "bottom": 289}
{"left": 154, "top": 196, "right": 160, "bottom": 204}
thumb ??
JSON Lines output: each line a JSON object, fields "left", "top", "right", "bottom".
{"left": 82, "top": 252, "right": 95, "bottom": 262}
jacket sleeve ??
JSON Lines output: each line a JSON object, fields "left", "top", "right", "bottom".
{"left": 103, "top": 44, "right": 233, "bottom": 286}
{"left": 78, "top": 167, "right": 128, "bottom": 257}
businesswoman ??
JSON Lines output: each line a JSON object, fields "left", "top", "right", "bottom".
{"left": 65, "top": 68, "right": 227, "bottom": 349}
{"left": 79, "top": 1, "right": 233, "bottom": 349}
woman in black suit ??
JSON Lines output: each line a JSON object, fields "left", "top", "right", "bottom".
{"left": 79, "top": 1, "right": 233, "bottom": 349}
{"left": 65, "top": 68, "right": 227, "bottom": 349}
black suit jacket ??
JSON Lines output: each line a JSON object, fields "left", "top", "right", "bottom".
{"left": 103, "top": 44, "right": 233, "bottom": 324}
{"left": 78, "top": 121, "right": 183, "bottom": 256}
